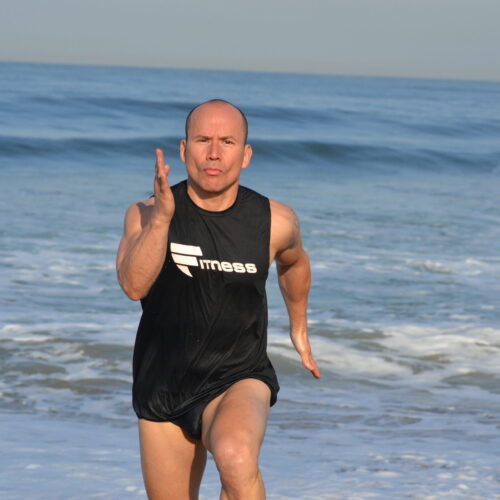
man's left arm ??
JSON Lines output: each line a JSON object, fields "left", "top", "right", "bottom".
{"left": 271, "top": 200, "right": 321, "bottom": 379}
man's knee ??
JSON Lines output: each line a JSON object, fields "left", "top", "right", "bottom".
{"left": 212, "top": 434, "right": 259, "bottom": 483}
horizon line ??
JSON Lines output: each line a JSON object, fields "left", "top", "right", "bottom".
{"left": 1, "top": 59, "right": 499, "bottom": 85}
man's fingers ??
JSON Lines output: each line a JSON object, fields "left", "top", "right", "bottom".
{"left": 302, "top": 354, "right": 321, "bottom": 379}
{"left": 155, "top": 148, "right": 170, "bottom": 176}
{"left": 311, "top": 363, "right": 321, "bottom": 379}
{"left": 156, "top": 148, "right": 164, "bottom": 170}
{"left": 154, "top": 149, "right": 170, "bottom": 188}
{"left": 151, "top": 149, "right": 175, "bottom": 222}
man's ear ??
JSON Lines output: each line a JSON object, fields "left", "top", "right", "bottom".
{"left": 241, "top": 144, "right": 252, "bottom": 170}
{"left": 180, "top": 139, "right": 186, "bottom": 163}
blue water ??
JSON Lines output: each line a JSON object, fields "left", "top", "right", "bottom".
{"left": 1, "top": 62, "right": 500, "bottom": 499}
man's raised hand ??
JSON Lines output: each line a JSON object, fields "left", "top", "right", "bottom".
{"left": 153, "top": 148, "right": 175, "bottom": 224}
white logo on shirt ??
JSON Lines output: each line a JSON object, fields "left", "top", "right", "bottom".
{"left": 170, "top": 242, "right": 258, "bottom": 278}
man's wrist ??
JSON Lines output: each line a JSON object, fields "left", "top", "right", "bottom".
{"left": 149, "top": 214, "right": 171, "bottom": 229}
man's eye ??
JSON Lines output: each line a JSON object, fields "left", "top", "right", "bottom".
{"left": 224, "top": 140, "right": 234, "bottom": 145}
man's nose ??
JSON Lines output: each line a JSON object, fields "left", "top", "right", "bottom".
{"left": 207, "top": 142, "right": 221, "bottom": 160}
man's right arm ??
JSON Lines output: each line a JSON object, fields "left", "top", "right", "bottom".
{"left": 116, "top": 149, "right": 175, "bottom": 301}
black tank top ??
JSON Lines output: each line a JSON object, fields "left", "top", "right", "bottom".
{"left": 132, "top": 181, "right": 279, "bottom": 421}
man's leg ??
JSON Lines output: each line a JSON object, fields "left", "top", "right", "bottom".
{"left": 201, "top": 379, "right": 271, "bottom": 500}
{"left": 138, "top": 419, "right": 207, "bottom": 500}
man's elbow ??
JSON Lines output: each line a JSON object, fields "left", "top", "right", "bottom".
{"left": 117, "top": 272, "right": 144, "bottom": 301}
{"left": 124, "top": 288, "right": 143, "bottom": 301}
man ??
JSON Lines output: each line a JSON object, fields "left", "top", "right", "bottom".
{"left": 116, "top": 99, "right": 320, "bottom": 500}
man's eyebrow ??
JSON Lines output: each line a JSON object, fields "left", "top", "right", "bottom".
{"left": 191, "top": 134, "right": 239, "bottom": 141}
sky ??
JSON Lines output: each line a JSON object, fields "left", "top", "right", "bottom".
{"left": 1, "top": 0, "right": 499, "bottom": 81}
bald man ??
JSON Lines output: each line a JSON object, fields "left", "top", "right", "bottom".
{"left": 116, "top": 99, "right": 320, "bottom": 500}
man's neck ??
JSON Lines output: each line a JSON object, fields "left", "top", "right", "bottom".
{"left": 186, "top": 180, "right": 240, "bottom": 212}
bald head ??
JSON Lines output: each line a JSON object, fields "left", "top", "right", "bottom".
{"left": 184, "top": 99, "right": 248, "bottom": 144}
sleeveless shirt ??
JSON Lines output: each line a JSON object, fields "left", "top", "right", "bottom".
{"left": 132, "top": 181, "right": 280, "bottom": 421}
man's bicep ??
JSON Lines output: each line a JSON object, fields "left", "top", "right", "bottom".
{"left": 276, "top": 244, "right": 305, "bottom": 269}
{"left": 274, "top": 213, "right": 304, "bottom": 268}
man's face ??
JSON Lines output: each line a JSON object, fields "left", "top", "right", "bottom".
{"left": 180, "top": 102, "right": 252, "bottom": 196}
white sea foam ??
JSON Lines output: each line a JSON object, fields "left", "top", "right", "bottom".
{"left": 450, "top": 314, "right": 480, "bottom": 321}
{"left": 1, "top": 324, "right": 24, "bottom": 333}
{"left": 407, "top": 260, "right": 454, "bottom": 274}
{"left": 269, "top": 332, "right": 412, "bottom": 378}
{"left": 0, "top": 321, "right": 103, "bottom": 338}
{"left": 270, "top": 322, "right": 500, "bottom": 390}
{"left": 48, "top": 261, "right": 81, "bottom": 273}
{"left": 380, "top": 324, "right": 500, "bottom": 363}
{"left": 9, "top": 336, "right": 52, "bottom": 343}
{"left": 373, "top": 324, "right": 500, "bottom": 388}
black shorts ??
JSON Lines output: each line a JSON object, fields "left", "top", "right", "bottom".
{"left": 169, "top": 395, "right": 216, "bottom": 440}
{"left": 141, "top": 377, "right": 277, "bottom": 440}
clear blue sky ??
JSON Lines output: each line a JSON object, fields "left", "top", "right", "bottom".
{"left": 2, "top": 0, "right": 499, "bottom": 81}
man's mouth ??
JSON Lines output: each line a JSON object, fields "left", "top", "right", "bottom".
{"left": 204, "top": 167, "right": 222, "bottom": 175}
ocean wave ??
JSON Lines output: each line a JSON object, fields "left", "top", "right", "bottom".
{"left": 2, "top": 133, "right": 496, "bottom": 174}
{"left": 268, "top": 323, "right": 500, "bottom": 393}
{"left": 0, "top": 134, "right": 181, "bottom": 158}
{"left": 12, "top": 94, "right": 348, "bottom": 126}
{"left": 13, "top": 91, "right": 500, "bottom": 141}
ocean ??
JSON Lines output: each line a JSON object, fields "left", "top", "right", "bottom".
{"left": 1, "top": 62, "right": 499, "bottom": 499}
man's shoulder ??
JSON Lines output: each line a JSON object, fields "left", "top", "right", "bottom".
{"left": 122, "top": 197, "right": 155, "bottom": 229}
{"left": 269, "top": 199, "right": 296, "bottom": 223}
{"left": 269, "top": 199, "right": 301, "bottom": 259}
{"left": 128, "top": 196, "right": 154, "bottom": 212}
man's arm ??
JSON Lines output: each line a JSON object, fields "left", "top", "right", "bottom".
{"left": 270, "top": 200, "right": 321, "bottom": 379}
{"left": 116, "top": 149, "right": 175, "bottom": 300}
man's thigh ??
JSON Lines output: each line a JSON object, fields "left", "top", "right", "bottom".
{"left": 138, "top": 419, "right": 207, "bottom": 500}
{"left": 201, "top": 378, "right": 271, "bottom": 456}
